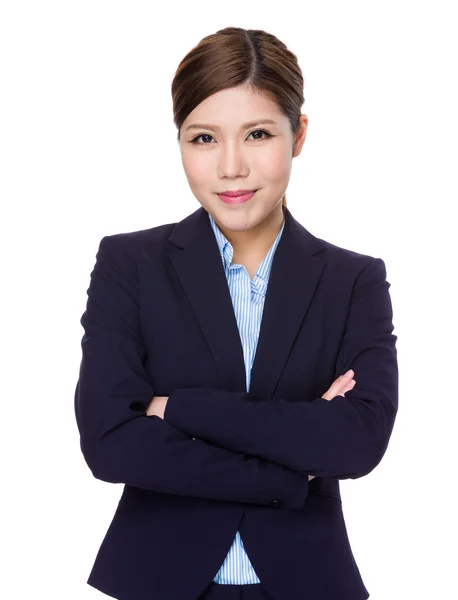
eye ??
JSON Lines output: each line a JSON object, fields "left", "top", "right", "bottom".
{"left": 191, "top": 133, "right": 214, "bottom": 145}
{"left": 247, "top": 129, "right": 272, "bottom": 141}
{"left": 190, "top": 129, "right": 273, "bottom": 145}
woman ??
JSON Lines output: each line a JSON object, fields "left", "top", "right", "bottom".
{"left": 74, "top": 26, "right": 398, "bottom": 600}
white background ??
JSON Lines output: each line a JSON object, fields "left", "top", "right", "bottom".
{"left": 1, "top": 1, "right": 456, "bottom": 598}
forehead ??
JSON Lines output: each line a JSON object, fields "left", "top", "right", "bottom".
{"left": 183, "top": 86, "right": 286, "bottom": 130}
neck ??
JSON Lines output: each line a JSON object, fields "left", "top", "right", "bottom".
{"left": 219, "top": 203, "right": 285, "bottom": 259}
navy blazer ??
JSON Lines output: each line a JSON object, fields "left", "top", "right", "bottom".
{"left": 74, "top": 204, "right": 398, "bottom": 600}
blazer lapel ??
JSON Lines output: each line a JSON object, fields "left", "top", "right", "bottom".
{"left": 249, "top": 210, "right": 326, "bottom": 400}
{"left": 168, "top": 206, "right": 326, "bottom": 398}
{"left": 168, "top": 207, "right": 246, "bottom": 392}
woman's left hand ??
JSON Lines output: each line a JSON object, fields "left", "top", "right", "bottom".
{"left": 146, "top": 396, "right": 168, "bottom": 419}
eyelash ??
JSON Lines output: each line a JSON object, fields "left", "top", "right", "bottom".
{"left": 189, "top": 129, "right": 274, "bottom": 145}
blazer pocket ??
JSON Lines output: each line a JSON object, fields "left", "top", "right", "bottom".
{"left": 307, "top": 490, "right": 342, "bottom": 504}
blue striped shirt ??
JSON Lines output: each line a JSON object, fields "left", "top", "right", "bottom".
{"left": 207, "top": 211, "right": 286, "bottom": 584}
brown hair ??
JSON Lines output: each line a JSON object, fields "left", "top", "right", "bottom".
{"left": 171, "top": 27, "right": 306, "bottom": 208}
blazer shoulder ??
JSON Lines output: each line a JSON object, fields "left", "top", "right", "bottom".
{"left": 96, "top": 221, "right": 177, "bottom": 258}
{"left": 314, "top": 235, "right": 388, "bottom": 278}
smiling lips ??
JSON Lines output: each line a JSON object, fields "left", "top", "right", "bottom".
{"left": 218, "top": 189, "right": 257, "bottom": 197}
{"left": 218, "top": 190, "right": 257, "bottom": 204}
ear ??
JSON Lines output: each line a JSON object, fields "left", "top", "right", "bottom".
{"left": 292, "top": 114, "right": 308, "bottom": 158}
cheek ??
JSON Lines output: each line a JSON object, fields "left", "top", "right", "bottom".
{"left": 181, "top": 152, "right": 212, "bottom": 185}
{"left": 253, "top": 146, "right": 291, "bottom": 181}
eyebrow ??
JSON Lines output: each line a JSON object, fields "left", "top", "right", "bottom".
{"left": 184, "top": 119, "right": 278, "bottom": 133}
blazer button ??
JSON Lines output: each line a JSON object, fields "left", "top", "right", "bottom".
{"left": 269, "top": 499, "right": 282, "bottom": 507}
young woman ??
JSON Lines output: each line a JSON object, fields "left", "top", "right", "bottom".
{"left": 75, "top": 26, "right": 398, "bottom": 600}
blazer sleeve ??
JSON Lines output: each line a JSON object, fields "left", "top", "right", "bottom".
{"left": 74, "top": 235, "right": 310, "bottom": 510}
{"left": 164, "top": 257, "right": 399, "bottom": 480}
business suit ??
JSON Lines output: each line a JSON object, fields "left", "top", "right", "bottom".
{"left": 74, "top": 204, "right": 398, "bottom": 600}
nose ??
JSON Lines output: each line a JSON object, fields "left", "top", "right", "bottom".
{"left": 217, "top": 140, "right": 249, "bottom": 179}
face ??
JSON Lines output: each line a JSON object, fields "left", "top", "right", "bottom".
{"left": 179, "top": 84, "right": 308, "bottom": 243}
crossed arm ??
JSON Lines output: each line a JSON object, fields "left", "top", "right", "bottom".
{"left": 147, "top": 369, "right": 358, "bottom": 481}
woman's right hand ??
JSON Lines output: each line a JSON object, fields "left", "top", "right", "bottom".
{"left": 307, "top": 369, "right": 356, "bottom": 481}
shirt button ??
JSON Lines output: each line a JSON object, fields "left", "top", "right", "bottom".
{"left": 269, "top": 499, "right": 282, "bottom": 507}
